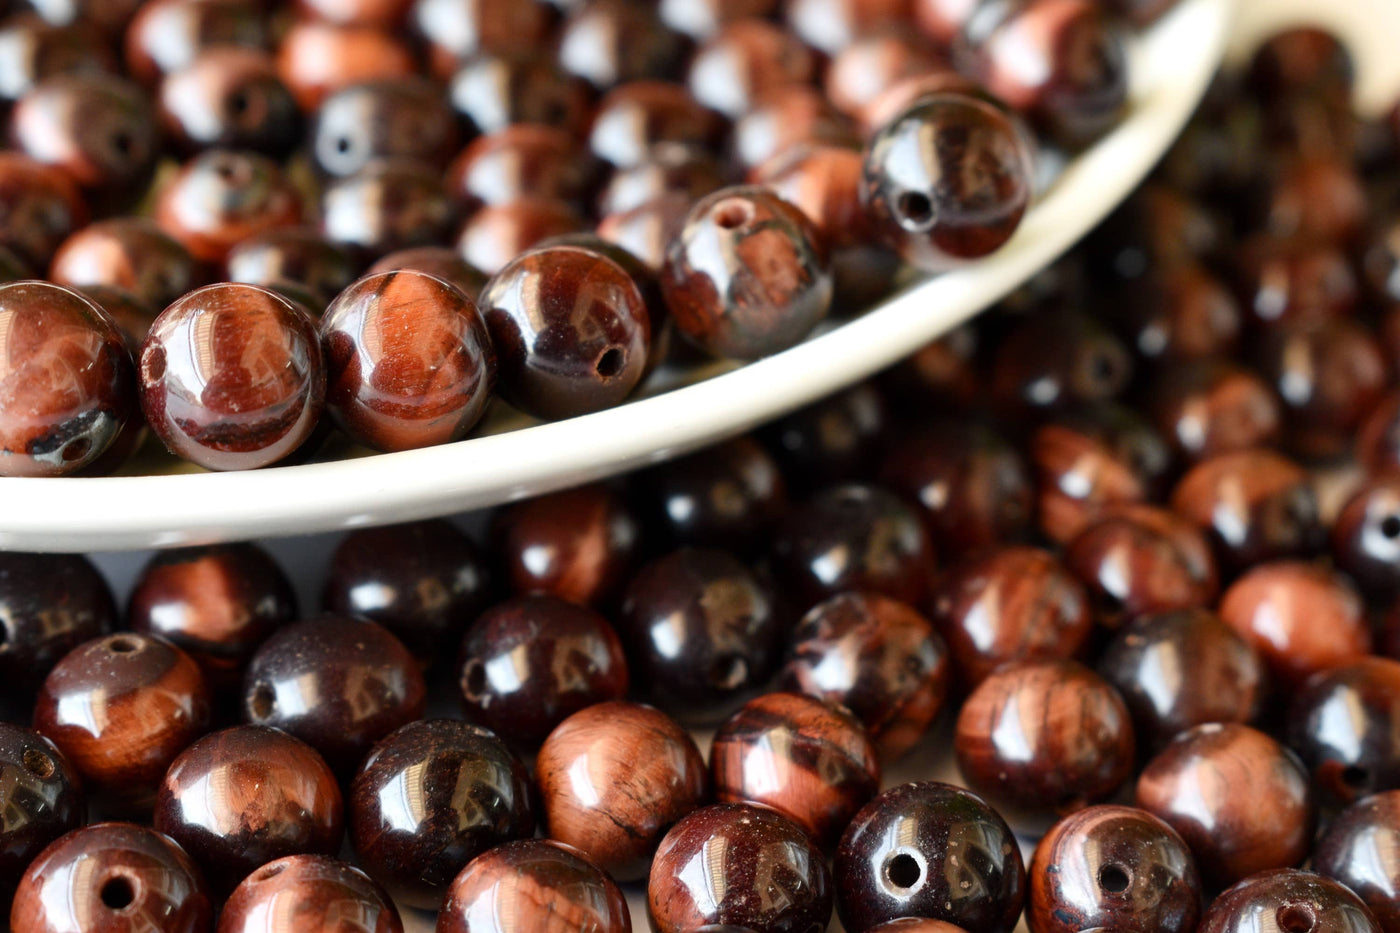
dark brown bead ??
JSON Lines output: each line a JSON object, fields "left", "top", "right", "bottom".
{"left": 825, "top": 31, "right": 943, "bottom": 122}
{"left": 785, "top": 0, "right": 910, "bottom": 54}
{"left": 1116, "top": 264, "right": 1243, "bottom": 366}
{"left": 1359, "top": 391, "right": 1400, "bottom": 477}
{"left": 1256, "top": 155, "right": 1367, "bottom": 244}
{"left": 128, "top": 543, "right": 296, "bottom": 691}
{"left": 1247, "top": 26, "right": 1352, "bottom": 101}
{"left": 0, "top": 280, "right": 136, "bottom": 476}
{"left": 758, "top": 383, "right": 885, "bottom": 491}
{"left": 491, "top": 483, "right": 641, "bottom": 606}
{"left": 154, "top": 724, "right": 343, "bottom": 894}
{"left": 449, "top": 51, "right": 595, "bottom": 138}
{"left": 414, "top": 0, "right": 554, "bottom": 80}
{"left": 1362, "top": 220, "right": 1400, "bottom": 306}
{"left": 1097, "top": 609, "right": 1265, "bottom": 751}
{"left": 1148, "top": 358, "right": 1282, "bottom": 463}
{"left": 1135, "top": 724, "right": 1315, "bottom": 888}
{"left": 138, "top": 282, "right": 325, "bottom": 471}
{"left": 588, "top": 80, "right": 727, "bottom": 169}
{"left": 992, "top": 309, "right": 1133, "bottom": 416}
{"left": 33, "top": 633, "right": 210, "bottom": 805}
{"left": 311, "top": 77, "right": 460, "bottom": 179}
{"left": 536, "top": 701, "right": 707, "bottom": 881}
{"left": 651, "top": 803, "right": 832, "bottom": 933}
{"left": 770, "top": 483, "right": 935, "bottom": 612}
{"left": 158, "top": 47, "right": 300, "bottom": 158}
{"left": 955, "top": 660, "right": 1135, "bottom": 819}
{"left": 0, "top": 151, "right": 87, "bottom": 269}
{"left": 10, "top": 822, "right": 212, "bottom": 933}
{"left": 781, "top": 591, "right": 948, "bottom": 762}
{"left": 322, "top": 270, "right": 494, "bottom": 451}
{"left": 643, "top": 436, "right": 789, "bottom": 553}
{"left": 447, "top": 124, "right": 597, "bottom": 213}
{"left": 349, "top": 719, "right": 534, "bottom": 909}
{"left": 438, "top": 839, "right": 631, "bottom": 933}
{"left": 220, "top": 855, "right": 402, "bottom": 933}
{"left": 456, "top": 198, "right": 585, "bottom": 276}
{"left": 861, "top": 92, "right": 1033, "bottom": 270}
{"left": 834, "top": 781, "right": 1026, "bottom": 933}
{"left": 557, "top": 0, "right": 687, "bottom": 90}
{"left": 1028, "top": 805, "right": 1203, "bottom": 933}
{"left": 124, "top": 0, "right": 269, "bottom": 86}
{"left": 365, "top": 245, "right": 487, "bottom": 299}
{"left": 480, "top": 243, "right": 649, "bottom": 419}
{"left": 931, "top": 545, "right": 1093, "bottom": 688}
{"left": 320, "top": 159, "right": 456, "bottom": 260}
{"left": 712, "top": 691, "right": 880, "bottom": 846}
{"left": 597, "top": 190, "right": 691, "bottom": 271}
{"left": 71, "top": 285, "right": 155, "bottom": 349}
{"left": 618, "top": 548, "right": 782, "bottom": 722}
{"left": 754, "top": 143, "right": 870, "bottom": 253}
{"left": 275, "top": 21, "right": 415, "bottom": 111}
{"left": 1169, "top": 449, "right": 1322, "bottom": 573}
{"left": 1086, "top": 185, "right": 1225, "bottom": 286}
{"left": 1233, "top": 234, "right": 1358, "bottom": 329}
{"left": 0, "top": 723, "right": 83, "bottom": 913}
{"left": 1314, "top": 792, "right": 1400, "bottom": 933}
{"left": 0, "top": 15, "right": 116, "bottom": 104}
{"left": 1333, "top": 476, "right": 1400, "bottom": 598}
{"left": 224, "top": 227, "right": 355, "bottom": 312}
{"left": 1064, "top": 503, "right": 1219, "bottom": 626}
{"left": 734, "top": 88, "right": 856, "bottom": 176}
{"left": 322, "top": 519, "right": 490, "bottom": 663}
{"left": 241, "top": 616, "right": 425, "bottom": 774}
{"left": 1219, "top": 561, "right": 1370, "bottom": 690}
{"left": 48, "top": 217, "right": 199, "bottom": 312}
{"left": 687, "top": 18, "right": 815, "bottom": 119}
{"left": 658, "top": 0, "right": 776, "bottom": 39}
{"left": 1287, "top": 658, "right": 1400, "bottom": 805}
{"left": 1198, "top": 870, "right": 1380, "bottom": 933}
{"left": 0, "top": 553, "right": 114, "bottom": 696}
{"left": 154, "top": 150, "right": 301, "bottom": 265}
{"left": 599, "top": 142, "right": 726, "bottom": 217}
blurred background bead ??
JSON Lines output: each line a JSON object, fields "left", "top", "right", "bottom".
{"left": 588, "top": 80, "right": 726, "bottom": 170}
{"left": 48, "top": 217, "right": 199, "bottom": 312}
{"left": 366, "top": 246, "right": 487, "bottom": 299}
{"left": 124, "top": 0, "right": 270, "bottom": 86}
{"left": 784, "top": 0, "right": 909, "bottom": 54}
{"left": 557, "top": 0, "right": 687, "bottom": 90}
{"left": 1196, "top": 869, "right": 1380, "bottom": 933}
{"left": 0, "top": 723, "right": 83, "bottom": 914}
{"left": 1147, "top": 358, "right": 1282, "bottom": 463}
{"left": 642, "top": 436, "right": 788, "bottom": 554}
{"left": 757, "top": 383, "right": 885, "bottom": 493}
{"left": 448, "top": 124, "right": 597, "bottom": 214}
{"left": 825, "top": 31, "right": 943, "bottom": 121}
{"left": 0, "top": 15, "right": 117, "bottom": 105}
{"left": 275, "top": 21, "right": 415, "bottom": 111}
{"left": 154, "top": 150, "right": 302, "bottom": 265}
{"left": 413, "top": 0, "right": 554, "bottom": 80}
{"left": 311, "top": 77, "right": 459, "bottom": 178}
{"left": 1233, "top": 234, "right": 1358, "bottom": 329}
{"left": 224, "top": 228, "right": 356, "bottom": 312}
{"left": 438, "top": 839, "right": 630, "bottom": 933}
{"left": 1358, "top": 391, "right": 1400, "bottom": 477}
{"left": 219, "top": 855, "right": 402, "bottom": 933}
{"left": 456, "top": 198, "right": 585, "bottom": 276}
{"left": 0, "top": 553, "right": 114, "bottom": 696}
{"left": 659, "top": 0, "right": 776, "bottom": 40}
{"left": 448, "top": 52, "right": 594, "bottom": 138}
{"left": 1332, "top": 477, "right": 1400, "bottom": 598}
{"left": 991, "top": 309, "right": 1133, "bottom": 416}
{"left": 321, "top": 159, "right": 456, "bottom": 260}
{"left": 1313, "top": 791, "right": 1400, "bottom": 933}
{"left": 0, "top": 152, "right": 87, "bottom": 272}
{"left": 734, "top": 90, "right": 856, "bottom": 176}
{"left": 687, "top": 19, "right": 815, "bottom": 119}
{"left": 1110, "top": 262, "right": 1241, "bottom": 364}
{"left": 158, "top": 47, "right": 300, "bottom": 158}
{"left": 1287, "top": 658, "right": 1400, "bottom": 805}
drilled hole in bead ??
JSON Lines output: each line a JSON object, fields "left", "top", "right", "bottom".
{"left": 1088, "top": 350, "right": 1121, "bottom": 386}
{"left": 61, "top": 437, "right": 91, "bottom": 463}
{"left": 256, "top": 863, "right": 286, "bottom": 881}
{"left": 336, "top": 136, "right": 353, "bottom": 154}
{"left": 896, "top": 191, "right": 934, "bottom": 228}
{"left": 110, "top": 131, "right": 133, "bottom": 158}
{"left": 884, "top": 852, "right": 922, "bottom": 891}
{"left": 1098, "top": 864, "right": 1131, "bottom": 893}
{"left": 1277, "top": 904, "right": 1316, "bottom": 933}
{"left": 107, "top": 636, "right": 140, "bottom": 653}
{"left": 248, "top": 682, "right": 275, "bottom": 719}
{"left": 595, "top": 347, "right": 625, "bottom": 378}
{"left": 22, "top": 748, "right": 54, "bottom": 779}
{"left": 143, "top": 346, "right": 167, "bottom": 383}
{"left": 462, "top": 660, "right": 486, "bottom": 699}
{"left": 1381, "top": 515, "right": 1400, "bottom": 539}
{"left": 1341, "top": 765, "right": 1369, "bottom": 790}
{"left": 714, "top": 198, "right": 754, "bottom": 229}
{"left": 100, "top": 876, "right": 135, "bottom": 911}
{"left": 708, "top": 653, "right": 748, "bottom": 690}
{"left": 228, "top": 90, "right": 251, "bottom": 116}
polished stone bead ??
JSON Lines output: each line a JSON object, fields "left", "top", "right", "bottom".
{"left": 1313, "top": 791, "right": 1400, "bottom": 933}
{"left": 1287, "top": 658, "right": 1400, "bottom": 805}
{"left": 414, "top": 0, "right": 554, "bottom": 79}
{"left": 447, "top": 124, "right": 598, "bottom": 213}
{"left": 557, "top": 0, "right": 687, "bottom": 90}
{"left": 1148, "top": 358, "right": 1281, "bottom": 463}
{"left": 0, "top": 552, "right": 115, "bottom": 695}
{"left": 687, "top": 19, "right": 816, "bottom": 119}
{"left": 275, "top": 21, "right": 415, "bottom": 111}
{"left": 448, "top": 51, "right": 595, "bottom": 138}
{"left": 642, "top": 436, "right": 789, "bottom": 554}
{"left": 438, "top": 839, "right": 630, "bottom": 933}
{"left": 219, "top": 855, "right": 402, "bottom": 933}
{"left": 158, "top": 47, "right": 300, "bottom": 158}
{"left": 48, "top": 217, "right": 199, "bottom": 311}
{"left": 224, "top": 227, "right": 356, "bottom": 312}
{"left": 0, "top": 723, "right": 83, "bottom": 913}
{"left": 154, "top": 150, "right": 301, "bottom": 265}
{"left": 758, "top": 383, "right": 885, "bottom": 491}
{"left": 365, "top": 246, "right": 487, "bottom": 300}
{"left": 1332, "top": 477, "right": 1400, "bottom": 598}
{"left": 1197, "top": 869, "right": 1381, "bottom": 933}
{"left": 310, "top": 77, "right": 460, "bottom": 178}
{"left": 733, "top": 92, "right": 856, "bottom": 178}
{"left": 457, "top": 198, "right": 586, "bottom": 276}
{"left": 321, "top": 159, "right": 457, "bottom": 260}
{"left": 1233, "top": 233, "right": 1358, "bottom": 329}
{"left": 991, "top": 309, "right": 1133, "bottom": 416}
{"left": 125, "top": 0, "right": 270, "bottom": 85}
{"left": 588, "top": 80, "right": 726, "bottom": 169}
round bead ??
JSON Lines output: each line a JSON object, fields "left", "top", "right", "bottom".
{"left": 310, "top": 77, "right": 460, "bottom": 178}
{"left": 1313, "top": 791, "right": 1400, "bottom": 932}
{"left": 349, "top": 719, "right": 534, "bottom": 910}
{"left": 588, "top": 80, "right": 727, "bottom": 170}
{"left": 781, "top": 592, "right": 949, "bottom": 762}
{"left": 415, "top": 0, "right": 554, "bottom": 79}
{"left": 1028, "top": 805, "right": 1203, "bottom": 933}
{"left": 757, "top": 383, "right": 885, "bottom": 491}
{"left": 0, "top": 552, "right": 115, "bottom": 693}
{"left": 0, "top": 724, "right": 83, "bottom": 911}
{"left": 127, "top": 543, "right": 297, "bottom": 690}
{"left": 992, "top": 309, "right": 1133, "bottom": 416}
{"left": 1197, "top": 869, "right": 1380, "bottom": 933}
{"left": 955, "top": 660, "right": 1135, "bottom": 819}
{"left": 834, "top": 781, "right": 1025, "bottom": 933}
{"left": 448, "top": 51, "right": 594, "bottom": 138}
{"left": 125, "top": 0, "right": 270, "bottom": 85}
{"left": 557, "top": 0, "right": 686, "bottom": 90}
{"left": 686, "top": 19, "right": 816, "bottom": 119}
{"left": 650, "top": 803, "right": 833, "bottom": 933}
{"left": 224, "top": 227, "right": 356, "bottom": 310}
{"left": 219, "top": 855, "right": 402, "bottom": 933}
{"left": 0, "top": 280, "right": 135, "bottom": 476}
{"left": 1116, "top": 263, "right": 1242, "bottom": 366}
{"left": 320, "top": 160, "right": 456, "bottom": 259}
{"left": 480, "top": 244, "right": 650, "bottom": 419}
{"left": 1135, "top": 724, "right": 1315, "bottom": 888}
{"left": 643, "top": 436, "right": 789, "bottom": 553}
{"left": 437, "top": 839, "right": 630, "bottom": 933}
{"left": 1233, "top": 234, "right": 1358, "bottom": 329}
{"left": 447, "top": 124, "right": 597, "bottom": 213}
{"left": 733, "top": 91, "right": 855, "bottom": 179}
{"left": 1359, "top": 391, "right": 1400, "bottom": 477}
{"left": 158, "top": 47, "right": 300, "bottom": 158}
{"left": 138, "top": 283, "right": 325, "bottom": 471}
{"left": 153, "top": 150, "right": 302, "bottom": 265}
{"left": 1148, "top": 358, "right": 1282, "bottom": 462}
{"left": 1332, "top": 476, "right": 1400, "bottom": 598}
{"left": 275, "top": 22, "right": 415, "bottom": 111}
{"left": 241, "top": 616, "right": 425, "bottom": 774}
{"left": 366, "top": 246, "right": 487, "bottom": 300}
{"left": 154, "top": 725, "right": 343, "bottom": 894}
{"left": 0, "top": 152, "right": 87, "bottom": 269}
{"left": 48, "top": 217, "right": 199, "bottom": 311}
{"left": 10, "top": 822, "right": 212, "bottom": 933}
{"left": 1286, "top": 658, "right": 1400, "bottom": 805}
{"left": 33, "top": 633, "right": 210, "bottom": 805}
{"left": 662, "top": 185, "right": 832, "bottom": 360}
{"left": 0, "top": 17, "right": 118, "bottom": 107}
{"left": 322, "top": 270, "right": 495, "bottom": 452}
{"left": 457, "top": 198, "right": 586, "bottom": 277}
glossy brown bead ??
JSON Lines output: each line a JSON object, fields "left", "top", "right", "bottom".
{"left": 491, "top": 483, "right": 641, "bottom": 606}
{"left": 350, "top": 719, "right": 534, "bottom": 909}
{"left": 154, "top": 150, "right": 302, "bottom": 265}
{"left": 597, "top": 190, "right": 691, "bottom": 271}
{"left": 536, "top": 700, "right": 707, "bottom": 882}
{"left": 1256, "top": 154, "right": 1367, "bottom": 244}
{"left": 1064, "top": 503, "right": 1218, "bottom": 626}
{"left": 322, "top": 160, "right": 457, "bottom": 260}
{"left": 650, "top": 803, "right": 833, "bottom": 933}
{"left": 781, "top": 592, "right": 948, "bottom": 762}
{"left": 1314, "top": 792, "right": 1400, "bottom": 933}
{"left": 366, "top": 246, "right": 487, "bottom": 300}
{"left": 124, "top": 0, "right": 269, "bottom": 85}
{"left": 448, "top": 51, "right": 595, "bottom": 138}
{"left": 861, "top": 92, "right": 1033, "bottom": 271}
{"left": 663, "top": 185, "right": 831, "bottom": 360}
{"left": 733, "top": 88, "right": 856, "bottom": 176}
{"left": 712, "top": 691, "right": 880, "bottom": 846}
{"left": 275, "top": 21, "right": 414, "bottom": 111}
{"left": 834, "top": 781, "right": 1026, "bottom": 933}
{"left": 1218, "top": 561, "right": 1369, "bottom": 690}
{"left": 456, "top": 198, "right": 585, "bottom": 277}
{"left": 1028, "top": 805, "right": 1203, "bottom": 933}
{"left": 138, "top": 283, "right": 325, "bottom": 471}
{"left": 48, "top": 217, "right": 199, "bottom": 312}
{"left": 686, "top": 19, "right": 815, "bottom": 119}
{"left": 158, "top": 47, "right": 299, "bottom": 158}
{"left": 0, "top": 15, "right": 117, "bottom": 104}
{"left": 825, "top": 32, "right": 944, "bottom": 124}
{"left": 783, "top": 0, "right": 910, "bottom": 54}
{"left": 0, "top": 723, "right": 83, "bottom": 913}
{"left": 1117, "top": 264, "right": 1243, "bottom": 367}
{"left": 438, "top": 839, "right": 630, "bottom": 933}
{"left": 447, "top": 124, "right": 596, "bottom": 214}
{"left": 219, "top": 855, "right": 402, "bottom": 933}
{"left": 956, "top": 660, "right": 1135, "bottom": 819}
{"left": 657, "top": 0, "right": 776, "bottom": 39}
{"left": 558, "top": 0, "right": 688, "bottom": 90}
{"left": 1198, "top": 870, "right": 1381, "bottom": 933}
{"left": 10, "top": 822, "right": 212, "bottom": 933}
{"left": 1287, "top": 658, "right": 1400, "bottom": 805}
{"left": 618, "top": 547, "right": 783, "bottom": 722}
{"left": 757, "top": 383, "right": 884, "bottom": 491}
{"left": 224, "top": 228, "right": 355, "bottom": 312}
{"left": 311, "top": 77, "right": 459, "bottom": 179}
{"left": 0, "top": 553, "right": 114, "bottom": 695}
{"left": 1097, "top": 609, "right": 1264, "bottom": 751}
{"left": 755, "top": 142, "right": 870, "bottom": 254}
{"left": 644, "top": 436, "right": 789, "bottom": 553}
{"left": 1359, "top": 391, "right": 1400, "bottom": 477}
{"left": 991, "top": 308, "right": 1134, "bottom": 415}
{"left": 153, "top": 725, "right": 343, "bottom": 894}
{"left": 1148, "top": 358, "right": 1281, "bottom": 463}
{"left": 1233, "top": 234, "right": 1358, "bottom": 329}
{"left": 930, "top": 545, "right": 1093, "bottom": 687}
{"left": 0, "top": 152, "right": 87, "bottom": 270}
{"left": 480, "top": 243, "right": 649, "bottom": 419}
{"left": 242, "top": 616, "right": 425, "bottom": 774}
{"left": 127, "top": 543, "right": 295, "bottom": 691}
{"left": 1333, "top": 477, "right": 1400, "bottom": 598}
{"left": 414, "top": 0, "right": 554, "bottom": 80}
{"left": 33, "top": 633, "right": 210, "bottom": 805}
{"left": 0, "top": 280, "right": 136, "bottom": 476}
{"left": 588, "top": 80, "right": 726, "bottom": 170}
{"left": 1169, "top": 449, "right": 1321, "bottom": 573}
{"left": 1135, "top": 724, "right": 1315, "bottom": 888}
{"left": 322, "top": 519, "right": 490, "bottom": 663}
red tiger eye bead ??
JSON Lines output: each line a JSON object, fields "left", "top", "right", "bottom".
{"left": 310, "top": 77, "right": 461, "bottom": 178}
{"left": 1116, "top": 264, "right": 1243, "bottom": 365}
{"left": 414, "top": 0, "right": 555, "bottom": 80}
{"left": 447, "top": 124, "right": 598, "bottom": 212}
{"left": 366, "top": 246, "right": 487, "bottom": 299}
{"left": 589, "top": 81, "right": 728, "bottom": 170}
{"left": 154, "top": 150, "right": 302, "bottom": 265}
{"left": 1286, "top": 658, "right": 1400, "bottom": 806}
{"left": 992, "top": 309, "right": 1133, "bottom": 416}
{"left": 456, "top": 198, "right": 585, "bottom": 276}
{"left": 0, "top": 15, "right": 117, "bottom": 105}
{"left": 275, "top": 21, "right": 415, "bottom": 111}
{"left": 557, "top": 0, "right": 687, "bottom": 91}
{"left": 1359, "top": 391, "right": 1400, "bottom": 477}
{"left": 125, "top": 0, "right": 269, "bottom": 86}
{"left": 687, "top": 19, "right": 816, "bottom": 119}
{"left": 643, "top": 436, "right": 789, "bottom": 554}
{"left": 1314, "top": 792, "right": 1400, "bottom": 932}
{"left": 1256, "top": 155, "right": 1367, "bottom": 244}
{"left": 1148, "top": 358, "right": 1282, "bottom": 463}
{"left": 785, "top": 0, "right": 911, "bottom": 54}
{"left": 734, "top": 87, "right": 856, "bottom": 175}
{"left": 449, "top": 52, "right": 595, "bottom": 138}
{"left": 1233, "top": 234, "right": 1358, "bottom": 329}
{"left": 0, "top": 553, "right": 115, "bottom": 694}
{"left": 659, "top": 0, "right": 777, "bottom": 39}
{"left": 825, "top": 32, "right": 943, "bottom": 122}
{"left": 0, "top": 152, "right": 87, "bottom": 269}
{"left": 0, "top": 723, "right": 84, "bottom": 913}
{"left": 322, "top": 160, "right": 457, "bottom": 261}
{"left": 1197, "top": 870, "right": 1379, "bottom": 933}
{"left": 49, "top": 217, "right": 199, "bottom": 312}
{"left": 1332, "top": 476, "right": 1400, "bottom": 598}
{"left": 755, "top": 143, "right": 870, "bottom": 252}
{"left": 138, "top": 283, "right": 325, "bottom": 471}
{"left": 224, "top": 228, "right": 357, "bottom": 310}
{"left": 220, "top": 855, "right": 402, "bottom": 933}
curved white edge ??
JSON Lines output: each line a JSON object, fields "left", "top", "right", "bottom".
{"left": 0, "top": 0, "right": 1232, "bottom": 553}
